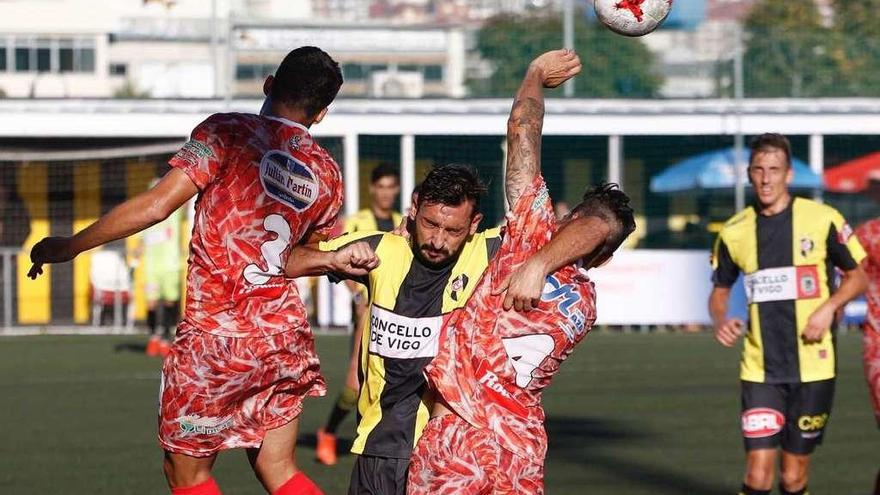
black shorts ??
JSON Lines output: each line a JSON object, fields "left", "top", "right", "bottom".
{"left": 740, "top": 379, "right": 835, "bottom": 455}
{"left": 348, "top": 454, "right": 409, "bottom": 495}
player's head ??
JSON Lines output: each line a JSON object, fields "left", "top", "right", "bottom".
{"left": 263, "top": 46, "right": 343, "bottom": 126}
{"left": 410, "top": 164, "right": 486, "bottom": 267}
{"left": 565, "top": 183, "right": 636, "bottom": 269}
{"left": 369, "top": 163, "right": 401, "bottom": 212}
{"left": 748, "top": 133, "right": 793, "bottom": 209}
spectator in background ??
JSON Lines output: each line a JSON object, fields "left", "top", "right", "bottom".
{"left": 315, "top": 163, "right": 402, "bottom": 466}
{"left": 854, "top": 174, "right": 880, "bottom": 495}
{"left": 140, "top": 177, "right": 185, "bottom": 357}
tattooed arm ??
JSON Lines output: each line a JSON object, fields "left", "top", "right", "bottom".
{"left": 505, "top": 49, "right": 582, "bottom": 206}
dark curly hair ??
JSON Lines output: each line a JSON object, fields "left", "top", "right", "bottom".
{"left": 571, "top": 183, "right": 636, "bottom": 260}
{"left": 271, "top": 46, "right": 343, "bottom": 119}
{"left": 417, "top": 163, "right": 487, "bottom": 216}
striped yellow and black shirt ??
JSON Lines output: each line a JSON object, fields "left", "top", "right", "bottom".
{"left": 320, "top": 228, "right": 502, "bottom": 458}
{"left": 712, "top": 197, "right": 866, "bottom": 384}
{"left": 344, "top": 208, "right": 403, "bottom": 235}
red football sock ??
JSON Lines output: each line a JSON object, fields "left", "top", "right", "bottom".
{"left": 273, "top": 472, "right": 323, "bottom": 495}
{"left": 171, "top": 477, "right": 222, "bottom": 495}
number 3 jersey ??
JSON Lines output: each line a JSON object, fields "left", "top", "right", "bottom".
{"left": 169, "top": 113, "right": 343, "bottom": 338}
{"left": 424, "top": 175, "right": 597, "bottom": 460}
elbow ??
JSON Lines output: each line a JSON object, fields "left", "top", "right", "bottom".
{"left": 146, "top": 200, "right": 173, "bottom": 225}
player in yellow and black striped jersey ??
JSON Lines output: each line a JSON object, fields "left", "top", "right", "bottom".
{"left": 288, "top": 164, "right": 501, "bottom": 495}
{"left": 316, "top": 163, "right": 403, "bottom": 466}
{"left": 709, "top": 134, "right": 867, "bottom": 495}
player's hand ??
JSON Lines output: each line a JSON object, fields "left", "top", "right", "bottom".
{"left": 714, "top": 318, "right": 744, "bottom": 347}
{"left": 530, "top": 49, "right": 582, "bottom": 89}
{"left": 803, "top": 304, "right": 835, "bottom": 343}
{"left": 28, "top": 236, "right": 75, "bottom": 279}
{"left": 492, "top": 259, "right": 548, "bottom": 312}
{"left": 332, "top": 242, "right": 379, "bottom": 277}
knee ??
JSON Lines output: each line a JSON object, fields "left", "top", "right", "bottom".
{"left": 780, "top": 466, "right": 807, "bottom": 492}
{"left": 745, "top": 463, "right": 775, "bottom": 490}
{"left": 163, "top": 453, "right": 212, "bottom": 489}
{"left": 252, "top": 453, "right": 298, "bottom": 491}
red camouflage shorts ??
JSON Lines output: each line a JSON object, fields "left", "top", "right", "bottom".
{"left": 865, "top": 325, "right": 880, "bottom": 428}
{"left": 158, "top": 323, "right": 326, "bottom": 457}
{"left": 407, "top": 413, "right": 544, "bottom": 495}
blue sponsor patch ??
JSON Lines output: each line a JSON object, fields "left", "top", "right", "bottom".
{"left": 541, "top": 274, "right": 586, "bottom": 342}
{"left": 259, "top": 150, "right": 319, "bottom": 211}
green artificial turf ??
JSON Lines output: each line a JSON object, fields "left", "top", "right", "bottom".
{"left": 0, "top": 331, "right": 875, "bottom": 494}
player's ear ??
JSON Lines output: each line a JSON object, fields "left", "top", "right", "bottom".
{"left": 312, "top": 107, "right": 329, "bottom": 125}
{"left": 469, "top": 212, "right": 483, "bottom": 236}
{"left": 263, "top": 75, "right": 274, "bottom": 97}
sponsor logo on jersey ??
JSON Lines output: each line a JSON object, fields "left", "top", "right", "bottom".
{"left": 532, "top": 185, "right": 550, "bottom": 211}
{"left": 288, "top": 135, "right": 302, "bottom": 151}
{"left": 475, "top": 360, "right": 529, "bottom": 417}
{"left": 448, "top": 273, "right": 469, "bottom": 301}
{"left": 742, "top": 407, "right": 784, "bottom": 438}
{"left": 743, "top": 265, "right": 820, "bottom": 304}
{"left": 797, "top": 413, "right": 828, "bottom": 432}
{"left": 839, "top": 223, "right": 854, "bottom": 244}
{"left": 799, "top": 235, "right": 815, "bottom": 258}
{"left": 259, "top": 150, "right": 319, "bottom": 212}
{"left": 177, "top": 415, "right": 234, "bottom": 436}
{"left": 541, "top": 274, "right": 586, "bottom": 342}
{"left": 176, "top": 139, "right": 214, "bottom": 166}
{"left": 368, "top": 305, "right": 441, "bottom": 359}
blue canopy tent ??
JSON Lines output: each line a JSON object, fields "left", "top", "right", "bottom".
{"left": 649, "top": 147, "right": 822, "bottom": 193}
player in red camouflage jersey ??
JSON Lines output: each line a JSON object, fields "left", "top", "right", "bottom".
{"left": 854, "top": 179, "right": 880, "bottom": 494}
{"left": 27, "top": 46, "right": 369, "bottom": 495}
{"left": 407, "top": 49, "right": 636, "bottom": 495}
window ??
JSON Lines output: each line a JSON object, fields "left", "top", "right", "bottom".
{"left": 58, "top": 47, "right": 72, "bottom": 72}
{"left": 14, "top": 37, "right": 95, "bottom": 73}
{"left": 342, "top": 63, "right": 364, "bottom": 81}
{"left": 77, "top": 46, "right": 95, "bottom": 72}
{"left": 36, "top": 39, "right": 51, "bottom": 72}
{"left": 424, "top": 65, "right": 443, "bottom": 82}
{"left": 15, "top": 46, "right": 30, "bottom": 72}
{"left": 235, "top": 63, "right": 274, "bottom": 80}
{"left": 109, "top": 63, "right": 127, "bottom": 76}
{"left": 0, "top": 42, "right": 6, "bottom": 71}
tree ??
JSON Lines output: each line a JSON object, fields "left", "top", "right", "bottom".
{"left": 829, "top": 0, "right": 880, "bottom": 96}
{"left": 742, "top": 1, "right": 841, "bottom": 97}
{"left": 469, "top": 11, "right": 662, "bottom": 98}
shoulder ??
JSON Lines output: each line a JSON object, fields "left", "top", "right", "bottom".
{"left": 199, "top": 112, "right": 249, "bottom": 130}
{"left": 477, "top": 226, "right": 503, "bottom": 240}
{"left": 793, "top": 197, "right": 840, "bottom": 220}
{"left": 719, "top": 207, "right": 755, "bottom": 237}
{"left": 320, "top": 230, "right": 386, "bottom": 251}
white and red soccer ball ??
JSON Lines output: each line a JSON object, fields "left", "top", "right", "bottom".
{"left": 594, "top": 0, "right": 673, "bottom": 37}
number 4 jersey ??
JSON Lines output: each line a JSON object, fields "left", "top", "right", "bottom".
{"left": 424, "top": 175, "right": 597, "bottom": 460}
{"left": 170, "top": 113, "right": 343, "bottom": 338}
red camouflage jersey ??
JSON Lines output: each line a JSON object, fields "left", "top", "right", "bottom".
{"left": 855, "top": 219, "right": 880, "bottom": 425}
{"left": 424, "top": 175, "right": 597, "bottom": 460}
{"left": 857, "top": 219, "right": 880, "bottom": 332}
{"left": 170, "top": 113, "right": 343, "bottom": 338}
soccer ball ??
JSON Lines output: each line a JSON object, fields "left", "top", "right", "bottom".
{"left": 594, "top": 0, "right": 673, "bottom": 37}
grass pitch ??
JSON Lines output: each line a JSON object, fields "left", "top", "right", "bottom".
{"left": 0, "top": 331, "right": 875, "bottom": 494}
